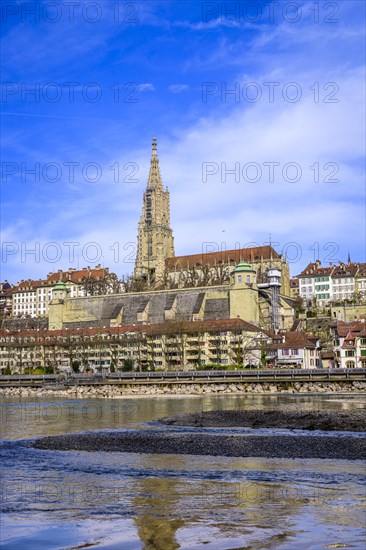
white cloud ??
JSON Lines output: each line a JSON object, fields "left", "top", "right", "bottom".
{"left": 139, "top": 83, "right": 155, "bottom": 92}
{"left": 168, "top": 84, "right": 189, "bottom": 93}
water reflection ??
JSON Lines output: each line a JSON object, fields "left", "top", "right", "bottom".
{"left": 1, "top": 394, "right": 365, "bottom": 549}
{"left": 1, "top": 393, "right": 365, "bottom": 441}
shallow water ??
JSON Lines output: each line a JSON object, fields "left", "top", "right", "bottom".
{"left": 1, "top": 394, "right": 365, "bottom": 549}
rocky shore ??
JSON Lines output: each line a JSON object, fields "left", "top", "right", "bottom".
{"left": 1, "top": 380, "right": 365, "bottom": 398}
{"left": 31, "top": 430, "right": 366, "bottom": 460}
{"left": 160, "top": 410, "right": 366, "bottom": 432}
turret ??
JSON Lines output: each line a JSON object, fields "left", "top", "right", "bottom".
{"left": 49, "top": 279, "right": 69, "bottom": 330}
{"left": 229, "top": 261, "right": 259, "bottom": 324}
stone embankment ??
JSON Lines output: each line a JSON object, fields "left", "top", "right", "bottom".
{"left": 1, "top": 381, "right": 365, "bottom": 398}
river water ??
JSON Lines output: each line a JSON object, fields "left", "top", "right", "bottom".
{"left": 1, "top": 393, "right": 365, "bottom": 549}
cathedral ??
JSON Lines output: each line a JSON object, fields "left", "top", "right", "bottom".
{"left": 134, "top": 137, "right": 175, "bottom": 283}
{"left": 45, "top": 138, "right": 296, "bottom": 336}
{"left": 134, "top": 138, "right": 291, "bottom": 297}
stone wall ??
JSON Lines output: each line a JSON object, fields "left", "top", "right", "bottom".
{"left": 1, "top": 381, "right": 364, "bottom": 398}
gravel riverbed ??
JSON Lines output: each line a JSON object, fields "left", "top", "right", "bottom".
{"left": 30, "top": 410, "right": 366, "bottom": 460}
{"left": 160, "top": 409, "right": 366, "bottom": 431}
{"left": 31, "top": 430, "right": 365, "bottom": 460}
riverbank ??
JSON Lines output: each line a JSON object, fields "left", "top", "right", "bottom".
{"left": 1, "top": 380, "right": 366, "bottom": 398}
{"left": 31, "top": 429, "right": 366, "bottom": 460}
{"left": 160, "top": 409, "right": 366, "bottom": 431}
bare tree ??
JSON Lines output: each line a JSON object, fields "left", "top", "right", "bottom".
{"left": 80, "top": 272, "right": 121, "bottom": 296}
{"left": 211, "top": 264, "right": 230, "bottom": 285}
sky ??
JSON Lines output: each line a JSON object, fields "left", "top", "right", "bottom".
{"left": 1, "top": 0, "right": 365, "bottom": 284}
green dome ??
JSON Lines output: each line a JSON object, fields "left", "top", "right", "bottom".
{"left": 232, "top": 261, "right": 254, "bottom": 273}
{"left": 53, "top": 280, "right": 67, "bottom": 291}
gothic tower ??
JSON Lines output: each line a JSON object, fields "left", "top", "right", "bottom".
{"left": 134, "top": 137, "right": 175, "bottom": 283}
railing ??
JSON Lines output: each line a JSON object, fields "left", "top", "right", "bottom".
{"left": 0, "top": 368, "right": 365, "bottom": 386}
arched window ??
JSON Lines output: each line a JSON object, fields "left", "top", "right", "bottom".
{"left": 346, "top": 360, "right": 355, "bottom": 368}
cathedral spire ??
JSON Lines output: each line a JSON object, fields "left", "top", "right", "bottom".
{"left": 147, "top": 136, "right": 163, "bottom": 189}
{"left": 135, "top": 137, "right": 175, "bottom": 283}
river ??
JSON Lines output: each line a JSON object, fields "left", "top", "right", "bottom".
{"left": 1, "top": 393, "right": 365, "bottom": 549}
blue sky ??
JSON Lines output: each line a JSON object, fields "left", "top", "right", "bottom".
{"left": 1, "top": 0, "right": 365, "bottom": 284}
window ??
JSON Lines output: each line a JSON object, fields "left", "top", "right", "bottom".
{"left": 237, "top": 275, "right": 242, "bottom": 283}
{"left": 346, "top": 361, "right": 355, "bottom": 368}
{"left": 345, "top": 350, "right": 355, "bottom": 357}
{"left": 246, "top": 275, "right": 250, "bottom": 283}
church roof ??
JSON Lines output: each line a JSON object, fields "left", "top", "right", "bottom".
{"left": 166, "top": 245, "right": 280, "bottom": 270}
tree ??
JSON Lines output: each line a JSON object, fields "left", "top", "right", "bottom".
{"left": 72, "top": 360, "right": 80, "bottom": 373}
{"left": 211, "top": 264, "right": 230, "bottom": 285}
{"left": 80, "top": 271, "right": 122, "bottom": 296}
{"left": 122, "top": 275, "right": 149, "bottom": 293}
{"left": 122, "top": 358, "right": 134, "bottom": 372}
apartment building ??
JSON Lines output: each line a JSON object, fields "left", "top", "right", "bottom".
{"left": 298, "top": 260, "right": 366, "bottom": 306}
{"left": 11, "top": 265, "right": 110, "bottom": 318}
{"left": 331, "top": 320, "right": 366, "bottom": 369}
{"left": 269, "top": 331, "right": 320, "bottom": 369}
{"left": 0, "top": 319, "right": 271, "bottom": 373}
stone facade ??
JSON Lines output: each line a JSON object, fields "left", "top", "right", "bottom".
{"left": 134, "top": 137, "right": 174, "bottom": 283}
{"left": 47, "top": 262, "right": 295, "bottom": 333}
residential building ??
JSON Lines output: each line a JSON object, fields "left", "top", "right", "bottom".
{"left": 0, "top": 319, "right": 271, "bottom": 373}
{"left": 0, "top": 281, "right": 12, "bottom": 318}
{"left": 270, "top": 331, "right": 320, "bottom": 369}
{"left": 11, "top": 265, "right": 110, "bottom": 318}
{"left": 289, "top": 278, "right": 299, "bottom": 299}
{"left": 298, "top": 260, "right": 366, "bottom": 306}
{"left": 331, "top": 319, "right": 366, "bottom": 368}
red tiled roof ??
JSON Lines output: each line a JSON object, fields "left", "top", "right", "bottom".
{"left": 321, "top": 352, "right": 335, "bottom": 359}
{"left": 165, "top": 246, "right": 280, "bottom": 270}
{"left": 47, "top": 267, "right": 109, "bottom": 284}
{"left": 341, "top": 331, "right": 356, "bottom": 349}
{"left": 11, "top": 267, "right": 110, "bottom": 294}
{"left": 335, "top": 321, "right": 366, "bottom": 337}
{"left": 0, "top": 319, "right": 266, "bottom": 340}
{"left": 299, "top": 262, "right": 333, "bottom": 277}
{"left": 271, "top": 331, "right": 318, "bottom": 349}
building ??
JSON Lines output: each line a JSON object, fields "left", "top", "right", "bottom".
{"left": 331, "top": 320, "right": 366, "bottom": 368}
{"left": 289, "top": 278, "right": 300, "bottom": 299}
{"left": 298, "top": 260, "right": 366, "bottom": 306}
{"left": 166, "top": 245, "right": 291, "bottom": 296}
{"left": 10, "top": 265, "right": 110, "bottom": 318}
{"left": 0, "top": 281, "right": 12, "bottom": 318}
{"left": 0, "top": 319, "right": 272, "bottom": 373}
{"left": 269, "top": 331, "right": 320, "bottom": 369}
{"left": 134, "top": 137, "right": 174, "bottom": 283}
{"left": 133, "top": 138, "right": 291, "bottom": 296}
{"left": 46, "top": 261, "right": 296, "bottom": 334}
